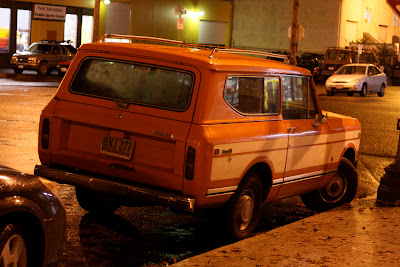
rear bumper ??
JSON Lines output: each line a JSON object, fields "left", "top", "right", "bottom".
{"left": 34, "top": 165, "right": 195, "bottom": 212}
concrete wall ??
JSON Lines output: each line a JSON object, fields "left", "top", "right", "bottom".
{"left": 232, "top": 0, "right": 341, "bottom": 54}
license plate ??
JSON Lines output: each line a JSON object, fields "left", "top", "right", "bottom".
{"left": 100, "top": 134, "right": 135, "bottom": 159}
{"left": 61, "top": 67, "right": 67, "bottom": 72}
{"left": 328, "top": 67, "right": 334, "bottom": 70}
{"left": 18, "top": 65, "right": 23, "bottom": 69}
{"left": 336, "top": 85, "right": 343, "bottom": 89}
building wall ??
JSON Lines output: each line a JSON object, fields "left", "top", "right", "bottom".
{"left": 232, "top": 0, "right": 341, "bottom": 54}
{"left": 130, "top": 0, "right": 232, "bottom": 45}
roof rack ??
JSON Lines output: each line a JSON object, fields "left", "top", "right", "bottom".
{"left": 40, "top": 40, "right": 72, "bottom": 44}
{"left": 209, "top": 48, "right": 289, "bottom": 63}
{"left": 98, "top": 33, "right": 289, "bottom": 63}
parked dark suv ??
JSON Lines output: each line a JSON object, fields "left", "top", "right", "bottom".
{"left": 10, "top": 40, "right": 77, "bottom": 75}
{"left": 297, "top": 53, "right": 324, "bottom": 82}
{"left": 322, "top": 47, "right": 376, "bottom": 80}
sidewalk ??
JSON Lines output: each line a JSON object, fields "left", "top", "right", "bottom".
{"left": 0, "top": 68, "right": 61, "bottom": 87}
{"left": 175, "top": 195, "right": 400, "bottom": 266}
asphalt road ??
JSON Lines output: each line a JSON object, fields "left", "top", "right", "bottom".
{"left": 0, "top": 79, "right": 397, "bottom": 266}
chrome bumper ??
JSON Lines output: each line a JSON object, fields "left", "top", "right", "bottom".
{"left": 34, "top": 165, "right": 195, "bottom": 212}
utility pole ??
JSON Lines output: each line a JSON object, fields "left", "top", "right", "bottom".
{"left": 289, "top": 0, "right": 300, "bottom": 65}
{"left": 93, "top": 0, "right": 100, "bottom": 42}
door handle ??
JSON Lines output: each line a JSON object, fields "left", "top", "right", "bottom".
{"left": 287, "top": 127, "right": 296, "bottom": 133}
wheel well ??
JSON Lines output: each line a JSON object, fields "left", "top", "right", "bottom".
{"left": 247, "top": 163, "right": 272, "bottom": 201}
{"left": 342, "top": 148, "right": 356, "bottom": 165}
{"left": 1, "top": 212, "right": 45, "bottom": 266}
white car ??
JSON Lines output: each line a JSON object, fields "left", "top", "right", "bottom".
{"left": 325, "top": 63, "right": 387, "bottom": 97}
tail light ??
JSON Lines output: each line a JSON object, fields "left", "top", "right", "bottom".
{"left": 185, "top": 146, "right": 196, "bottom": 180}
{"left": 41, "top": 118, "right": 50, "bottom": 149}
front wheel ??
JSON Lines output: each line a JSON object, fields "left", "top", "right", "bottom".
{"left": 377, "top": 84, "right": 385, "bottom": 97}
{"left": 360, "top": 83, "right": 367, "bottom": 97}
{"left": 75, "top": 187, "right": 121, "bottom": 214}
{"left": 224, "top": 172, "right": 263, "bottom": 241}
{"left": 0, "top": 223, "right": 28, "bottom": 267}
{"left": 300, "top": 158, "right": 358, "bottom": 212}
{"left": 13, "top": 68, "right": 23, "bottom": 74}
{"left": 37, "top": 62, "right": 48, "bottom": 76}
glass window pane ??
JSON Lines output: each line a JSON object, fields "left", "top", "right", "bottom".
{"left": 17, "top": 10, "right": 31, "bottom": 53}
{"left": 0, "top": 8, "right": 11, "bottom": 53}
{"left": 70, "top": 58, "right": 194, "bottom": 111}
{"left": 81, "top": 15, "right": 93, "bottom": 45}
{"left": 65, "top": 14, "right": 78, "bottom": 48}
{"left": 282, "top": 76, "right": 313, "bottom": 120}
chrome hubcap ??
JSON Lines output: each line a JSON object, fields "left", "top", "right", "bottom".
{"left": 237, "top": 193, "right": 254, "bottom": 231}
{"left": 0, "top": 234, "right": 27, "bottom": 267}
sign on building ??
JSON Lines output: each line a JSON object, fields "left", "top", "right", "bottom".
{"left": 33, "top": 4, "right": 66, "bottom": 22}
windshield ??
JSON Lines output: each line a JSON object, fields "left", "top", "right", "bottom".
{"left": 27, "top": 44, "right": 53, "bottom": 53}
{"left": 336, "top": 65, "right": 366, "bottom": 75}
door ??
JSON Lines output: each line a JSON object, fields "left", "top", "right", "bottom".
{"left": 279, "top": 76, "right": 331, "bottom": 198}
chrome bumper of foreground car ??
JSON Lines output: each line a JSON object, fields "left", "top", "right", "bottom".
{"left": 34, "top": 165, "right": 195, "bottom": 212}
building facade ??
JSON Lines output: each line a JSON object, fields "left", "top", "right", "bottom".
{"left": 0, "top": 0, "right": 398, "bottom": 68}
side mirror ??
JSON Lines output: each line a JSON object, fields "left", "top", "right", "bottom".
{"left": 315, "top": 113, "right": 326, "bottom": 124}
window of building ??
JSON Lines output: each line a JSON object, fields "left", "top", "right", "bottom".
{"left": 0, "top": 8, "right": 10, "bottom": 53}
{"left": 65, "top": 14, "right": 78, "bottom": 47}
{"left": 282, "top": 76, "right": 315, "bottom": 120}
{"left": 16, "top": 9, "right": 31, "bottom": 53}
{"left": 394, "top": 14, "right": 399, "bottom": 27}
{"left": 365, "top": 8, "right": 372, "bottom": 23}
{"left": 81, "top": 15, "right": 93, "bottom": 45}
{"left": 224, "top": 76, "right": 280, "bottom": 115}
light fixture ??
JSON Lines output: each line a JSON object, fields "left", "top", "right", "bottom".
{"left": 198, "top": 11, "right": 204, "bottom": 16}
{"left": 104, "top": 0, "right": 110, "bottom": 5}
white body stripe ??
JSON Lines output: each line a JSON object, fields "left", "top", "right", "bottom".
{"left": 210, "top": 130, "right": 360, "bottom": 182}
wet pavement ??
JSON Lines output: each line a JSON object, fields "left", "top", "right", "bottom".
{"left": 175, "top": 196, "right": 400, "bottom": 266}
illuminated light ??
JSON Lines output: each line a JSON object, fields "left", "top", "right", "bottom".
{"left": 198, "top": 11, "right": 204, "bottom": 16}
{"left": 0, "top": 175, "right": 10, "bottom": 181}
{"left": 104, "top": 0, "right": 110, "bottom": 5}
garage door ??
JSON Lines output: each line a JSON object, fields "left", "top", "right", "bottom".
{"left": 198, "top": 20, "right": 227, "bottom": 46}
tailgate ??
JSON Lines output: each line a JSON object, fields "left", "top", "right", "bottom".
{"left": 41, "top": 56, "right": 200, "bottom": 193}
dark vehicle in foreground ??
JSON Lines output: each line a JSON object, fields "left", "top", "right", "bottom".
{"left": 0, "top": 165, "right": 65, "bottom": 266}
{"left": 325, "top": 63, "right": 387, "bottom": 96}
{"left": 297, "top": 53, "right": 324, "bottom": 81}
{"left": 322, "top": 47, "right": 376, "bottom": 80}
{"left": 10, "top": 40, "right": 76, "bottom": 75}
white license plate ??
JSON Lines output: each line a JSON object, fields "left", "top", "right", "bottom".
{"left": 100, "top": 134, "right": 135, "bottom": 159}
{"left": 328, "top": 67, "right": 334, "bottom": 70}
{"left": 18, "top": 65, "right": 24, "bottom": 69}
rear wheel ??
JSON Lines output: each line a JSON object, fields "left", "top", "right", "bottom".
{"left": 327, "top": 91, "right": 334, "bottom": 96}
{"left": 300, "top": 158, "right": 358, "bottom": 212}
{"left": 224, "top": 172, "right": 263, "bottom": 241}
{"left": 0, "top": 223, "right": 28, "bottom": 267}
{"left": 377, "top": 83, "right": 385, "bottom": 97}
{"left": 360, "top": 83, "right": 367, "bottom": 97}
{"left": 347, "top": 92, "right": 354, "bottom": 96}
{"left": 75, "top": 187, "right": 121, "bottom": 214}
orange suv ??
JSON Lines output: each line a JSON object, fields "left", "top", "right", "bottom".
{"left": 34, "top": 34, "right": 361, "bottom": 240}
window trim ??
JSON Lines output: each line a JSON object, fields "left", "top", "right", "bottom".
{"left": 68, "top": 56, "right": 196, "bottom": 112}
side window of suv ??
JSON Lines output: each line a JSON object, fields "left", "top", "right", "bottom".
{"left": 282, "top": 76, "right": 316, "bottom": 120}
{"left": 52, "top": 45, "right": 61, "bottom": 54}
{"left": 224, "top": 76, "right": 280, "bottom": 114}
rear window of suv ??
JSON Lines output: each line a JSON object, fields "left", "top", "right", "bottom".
{"left": 70, "top": 58, "right": 194, "bottom": 110}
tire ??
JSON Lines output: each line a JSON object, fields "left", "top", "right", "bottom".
{"left": 37, "top": 62, "right": 48, "bottom": 76}
{"left": 347, "top": 92, "right": 354, "bottom": 96}
{"left": 327, "top": 91, "right": 334, "bottom": 96}
{"left": 13, "top": 68, "right": 23, "bottom": 74}
{"left": 378, "top": 83, "right": 385, "bottom": 97}
{"left": 360, "top": 83, "right": 367, "bottom": 97}
{"left": 224, "top": 172, "right": 263, "bottom": 241}
{"left": 0, "top": 223, "right": 28, "bottom": 267}
{"left": 300, "top": 158, "right": 358, "bottom": 212}
{"left": 75, "top": 187, "right": 121, "bottom": 214}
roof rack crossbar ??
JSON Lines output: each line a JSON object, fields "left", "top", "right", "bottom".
{"left": 209, "top": 48, "right": 289, "bottom": 63}
{"left": 98, "top": 33, "right": 186, "bottom": 46}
